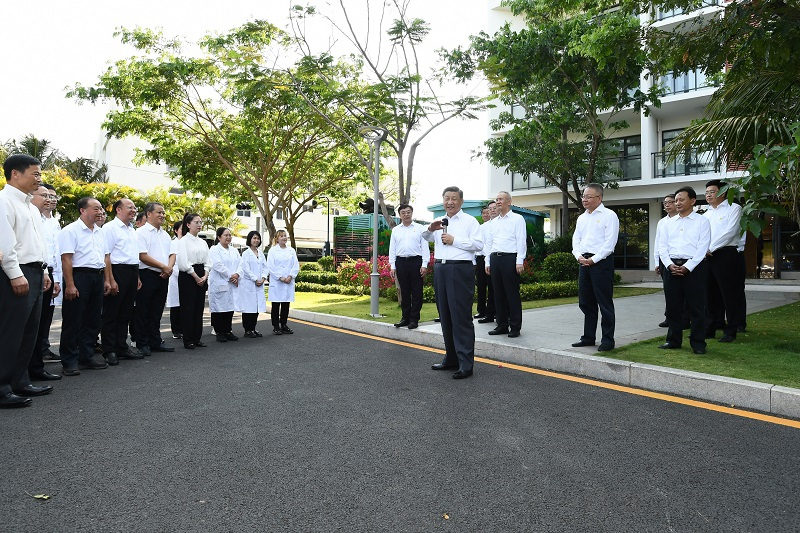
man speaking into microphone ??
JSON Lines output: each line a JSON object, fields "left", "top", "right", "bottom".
{"left": 422, "top": 186, "right": 483, "bottom": 379}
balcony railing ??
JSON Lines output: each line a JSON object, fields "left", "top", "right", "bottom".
{"left": 653, "top": 148, "right": 720, "bottom": 178}
{"left": 659, "top": 68, "right": 714, "bottom": 95}
{"left": 511, "top": 172, "right": 547, "bottom": 191}
{"left": 603, "top": 154, "right": 642, "bottom": 182}
{"left": 656, "top": 0, "right": 720, "bottom": 21}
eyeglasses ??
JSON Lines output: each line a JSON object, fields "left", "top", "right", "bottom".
{"left": 34, "top": 193, "right": 58, "bottom": 199}
{"left": 581, "top": 195, "right": 600, "bottom": 200}
{"left": 663, "top": 200, "right": 675, "bottom": 205}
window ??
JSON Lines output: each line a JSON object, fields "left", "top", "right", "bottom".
{"left": 659, "top": 68, "right": 712, "bottom": 95}
{"left": 654, "top": 129, "right": 719, "bottom": 178}
{"left": 610, "top": 204, "right": 650, "bottom": 269}
{"left": 236, "top": 209, "right": 251, "bottom": 217}
{"left": 604, "top": 135, "right": 642, "bottom": 182}
{"left": 511, "top": 171, "right": 547, "bottom": 191}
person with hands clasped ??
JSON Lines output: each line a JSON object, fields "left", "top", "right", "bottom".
{"left": 176, "top": 213, "right": 210, "bottom": 350}
{"left": 208, "top": 227, "right": 241, "bottom": 343}
{"left": 266, "top": 230, "right": 299, "bottom": 335}
{"left": 238, "top": 231, "right": 268, "bottom": 338}
{"left": 389, "top": 203, "right": 429, "bottom": 330}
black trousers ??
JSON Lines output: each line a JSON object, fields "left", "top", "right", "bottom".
{"left": 475, "top": 255, "right": 495, "bottom": 318}
{"left": 271, "top": 302, "right": 290, "bottom": 328}
{"left": 0, "top": 265, "right": 43, "bottom": 394}
{"left": 170, "top": 307, "right": 182, "bottom": 336}
{"left": 578, "top": 255, "right": 615, "bottom": 346}
{"left": 179, "top": 266, "right": 207, "bottom": 345}
{"left": 737, "top": 251, "right": 747, "bottom": 328}
{"left": 135, "top": 269, "right": 168, "bottom": 349}
{"left": 60, "top": 269, "right": 104, "bottom": 369}
{"left": 242, "top": 313, "right": 259, "bottom": 332}
{"left": 659, "top": 260, "right": 690, "bottom": 326}
{"left": 101, "top": 264, "right": 139, "bottom": 354}
{"left": 396, "top": 255, "right": 423, "bottom": 322}
{"left": 211, "top": 311, "right": 234, "bottom": 335}
{"left": 434, "top": 261, "right": 475, "bottom": 373}
{"left": 30, "top": 268, "right": 54, "bottom": 376}
{"left": 664, "top": 260, "right": 707, "bottom": 350}
{"left": 706, "top": 247, "right": 746, "bottom": 336}
{"left": 490, "top": 253, "right": 522, "bottom": 332}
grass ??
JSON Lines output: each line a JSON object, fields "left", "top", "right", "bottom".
{"left": 293, "top": 286, "right": 660, "bottom": 325}
{"left": 611, "top": 301, "right": 800, "bottom": 389}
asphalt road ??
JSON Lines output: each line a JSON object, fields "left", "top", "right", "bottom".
{"left": 2, "top": 320, "right": 799, "bottom": 532}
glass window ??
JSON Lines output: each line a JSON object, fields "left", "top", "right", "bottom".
{"left": 564, "top": 203, "right": 650, "bottom": 269}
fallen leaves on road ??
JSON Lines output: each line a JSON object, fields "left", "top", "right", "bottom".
{"left": 443, "top": 513, "right": 450, "bottom": 520}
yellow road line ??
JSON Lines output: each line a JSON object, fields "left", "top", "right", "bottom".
{"left": 293, "top": 318, "right": 800, "bottom": 430}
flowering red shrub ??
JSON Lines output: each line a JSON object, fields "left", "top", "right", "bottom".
{"left": 337, "top": 255, "right": 394, "bottom": 289}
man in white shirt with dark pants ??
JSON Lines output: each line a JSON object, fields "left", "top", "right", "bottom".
{"left": 485, "top": 191, "right": 527, "bottom": 338}
{"left": 571, "top": 183, "right": 619, "bottom": 352}
{"left": 389, "top": 203, "right": 429, "bottom": 330}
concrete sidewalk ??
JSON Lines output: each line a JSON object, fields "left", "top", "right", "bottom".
{"left": 291, "top": 284, "right": 800, "bottom": 419}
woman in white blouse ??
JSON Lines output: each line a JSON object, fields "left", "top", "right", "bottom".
{"left": 166, "top": 220, "right": 182, "bottom": 339}
{"left": 208, "top": 227, "right": 241, "bottom": 343}
{"left": 176, "top": 213, "right": 210, "bottom": 349}
{"left": 266, "top": 229, "right": 300, "bottom": 335}
{"left": 238, "top": 231, "right": 268, "bottom": 338}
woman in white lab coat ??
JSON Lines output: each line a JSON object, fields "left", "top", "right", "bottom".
{"left": 208, "top": 227, "right": 241, "bottom": 343}
{"left": 166, "top": 221, "right": 182, "bottom": 339}
{"left": 176, "top": 213, "right": 210, "bottom": 349}
{"left": 266, "top": 229, "right": 300, "bottom": 335}
{"left": 237, "top": 230, "right": 268, "bottom": 338}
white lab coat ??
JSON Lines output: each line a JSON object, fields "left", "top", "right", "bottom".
{"left": 166, "top": 238, "right": 180, "bottom": 308}
{"left": 208, "top": 243, "right": 241, "bottom": 313}
{"left": 266, "top": 245, "right": 300, "bottom": 303}
{"left": 237, "top": 247, "right": 268, "bottom": 313}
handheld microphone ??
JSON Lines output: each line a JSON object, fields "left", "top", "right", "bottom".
{"left": 441, "top": 218, "right": 449, "bottom": 234}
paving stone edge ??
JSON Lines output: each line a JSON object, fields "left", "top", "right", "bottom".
{"left": 290, "top": 309, "right": 800, "bottom": 420}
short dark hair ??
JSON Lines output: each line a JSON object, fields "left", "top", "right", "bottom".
{"left": 42, "top": 183, "right": 55, "bottom": 191}
{"left": 246, "top": 230, "right": 262, "bottom": 247}
{"left": 181, "top": 213, "right": 200, "bottom": 235}
{"left": 112, "top": 199, "right": 123, "bottom": 212}
{"left": 136, "top": 212, "right": 147, "bottom": 223}
{"left": 397, "top": 203, "right": 413, "bottom": 213}
{"left": 675, "top": 186, "right": 697, "bottom": 200}
{"left": 172, "top": 220, "right": 182, "bottom": 233}
{"left": 3, "top": 154, "right": 41, "bottom": 179}
{"left": 442, "top": 186, "right": 463, "bottom": 199}
{"left": 77, "top": 197, "right": 93, "bottom": 210}
{"left": 664, "top": 194, "right": 675, "bottom": 200}
{"left": 144, "top": 202, "right": 163, "bottom": 214}
{"left": 215, "top": 226, "right": 229, "bottom": 244}
{"left": 705, "top": 179, "right": 726, "bottom": 189}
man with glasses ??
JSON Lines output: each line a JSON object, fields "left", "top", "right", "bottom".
{"left": 654, "top": 194, "right": 679, "bottom": 328}
{"left": 28, "top": 184, "right": 62, "bottom": 381}
{"left": 571, "top": 184, "right": 619, "bottom": 352}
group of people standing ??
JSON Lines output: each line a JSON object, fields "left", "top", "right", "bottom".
{"left": 0, "top": 153, "right": 299, "bottom": 409}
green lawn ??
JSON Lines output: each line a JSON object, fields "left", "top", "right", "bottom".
{"left": 293, "top": 286, "right": 659, "bottom": 325}
{"left": 611, "top": 302, "right": 800, "bottom": 389}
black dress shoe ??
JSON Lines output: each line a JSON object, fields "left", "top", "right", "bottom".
{"left": 473, "top": 313, "right": 486, "bottom": 319}
{"left": 62, "top": 367, "right": 80, "bottom": 377}
{"left": 184, "top": 343, "right": 196, "bottom": 350}
{"left": 273, "top": 328, "right": 283, "bottom": 335}
{"left": 172, "top": 333, "right": 183, "bottom": 339}
{"left": 31, "top": 370, "right": 62, "bottom": 381}
{"left": 452, "top": 370, "right": 473, "bottom": 379}
{"left": 195, "top": 341, "right": 207, "bottom": 348}
{"left": 138, "top": 345, "right": 152, "bottom": 357}
{"left": 658, "top": 321, "right": 669, "bottom": 328}
{"left": 407, "top": 322, "right": 419, "bottom": 330}
{"left": 253, "top": 331, "right": 263, "bottom": 337}
{"left": 597, "top": 344, "right": 614, "bottom": 352}
{"left": 280, "top": 326, "right": 294, "bottom": 334}
{"left": 693, "top": 347, "right": 707, "bottom": 354}
{"left": 433, "top": 317, "right": 441, "bottom": 323}
{"left": 79, "top": 356, "right": 108, "bottom": 370}
{"left": 152, "top": 344, "right": 175, "bottom": 352}
{"left": 431, "top": 363, "right": 458, "bottom": 371}
{"left": 394, "top": 319, "right": 410, "bottom": 328}
{"left": 477, "top": 317, "right": 495, "bottom": 324}
{"left": 508, "top": 330, "right": 521, "bottom": 338}
{"left": 488, "top": 327, "right": 509, "bottom": 335}
{"left": 225, "top": 332, "right": 239, "bottom": 341}
{"left": 104, "top": 352, "right": 119, "bottom": 366}
{"left": 571, "top": 340, "right": 596, "bottom": 347}
{"left": 718, "top": 334, "right": 736, "bottom": 343}
{"left": 216, "top": 335, "right": 228, "bottom": 343}
{"left": 658, "top": 343, "right": 680, "bottom": 349}
{"left": 43, "top": 350, "right": 61, "bottom": 361}
{"left": 0, "top": 393, "right": 32, "bottom": 408}
{"left": 119, "top": 350, "right": 144, "bottom": 360}
{"left": 14, "top": 384, "right": 53, "bottom": 397}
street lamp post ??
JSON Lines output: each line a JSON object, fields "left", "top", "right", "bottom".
{"left": 318, "top": 194, "right": 331, "bottom": 256}
{"left": 359, "top": 125, "right": 389, "bottom": 318}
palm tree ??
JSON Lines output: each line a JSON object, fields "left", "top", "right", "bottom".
{"left": 4, "top": 134, "right": 63, "bottom": 169}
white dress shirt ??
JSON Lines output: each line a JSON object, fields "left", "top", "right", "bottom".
{"left": 58, "top": 218, "right": 106, "bottom": 269}
{"left": 40, "top": 215, "right": 60, "bottom": 269}
{"left": 102, "top": 216, "right": 141, "bottom": 265}
{"left": 477, "top": 219, "right": 494, "bottom": 257}
{"left": 176, "top": 233, "right": 211, "bottom": 274}
{"left": 421, "top": 209, "right": 483, "bottom": 263}
{"left": 571, "top": 203, "right": 620, "bottom": 262}
{"left": 388, "top": 222, "right": 429, "bottom": 269}
{"left": 704, "top": 201, "right": 743, "bottom": 252}
{"left": 0, "top": 184, "right": 46, "bottom": 279}
{"left": 137, "top": 222, "right": 172, "bottom": 272}
{"left": 658, "top": 212, "right": 711, "bottom": 272}
{"left": 653, "top": 214, "right": 676, "bottom": 266}
{"left": 486, "top": 210, "right": 527, "bottom": 267}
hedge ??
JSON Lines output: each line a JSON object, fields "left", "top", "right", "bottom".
{"left": 300, "top": 262, "right": 322, "bottom": 272}
{"left": 295, "top": 271, "right": 340, "bottom": 285}
{"left": 295, "top": 282, "right": 365, "bottom": 295}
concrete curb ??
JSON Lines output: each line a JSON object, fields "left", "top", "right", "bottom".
{"left": 290, "top": 308, "right": 800, "bottom": 420}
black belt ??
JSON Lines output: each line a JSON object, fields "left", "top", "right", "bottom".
{"left": 396, "top": 255, "right": 422, "bottom": 260}
{"left": 711, "top": 246, "right": 737, "bottom": 254}
{"left": 112, "top": 263, "right": 139, "bottom": 270}
{"left": 21, "top": 261, "right": 47, "bottom": 270}
{"left": 581, "top": 253, "right": 595, "bottom": 259}
{"left": 434, "top": 259, "right": 472, "bottom": 264}
{"left": 670, "top": 258, "right": 688, "bottom": 266}
{"left": 73, "top": 267, "right": 104, "bottom": 274}
{"left": 491, "top": 252, "right": 517, "bottom": 257}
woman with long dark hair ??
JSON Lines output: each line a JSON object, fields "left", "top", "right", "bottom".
{"left": 166, "top": 220, "right": 183, "bottom": 339}
{"left": 176, "top": 213, "right": 210, "bottom": 349}
{"left": 237, "top": 230, "right": 268, "bottom": 337}
{"left": 208, "top": 227, "right": 241, "bottom": 342}
{"left": 266, "top": 229, "right": 299, "bottom": 335}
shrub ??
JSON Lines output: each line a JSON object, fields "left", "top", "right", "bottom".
{"left": 381, "top": 285, "right": 436, "bottom": 303}
{"left": 337, "top": 256, "right": 393, "bottom": 289}
{"left": 295, "top": 271, "right": 339, "bottom": 285}
{"left": 295, "top": 282, "right": 365, "bottom": 295}
{"left": 519, "top": 255, "right": 538, "bottom": 283}
{"left": 540, "top": 252, "right": 579, "bottom": 282}
{"left": 519, "top": 281, "right": 579, "bottom": 300}
{"left": 545, "top": 233, "right": 573, "bottom": 255}
{"left": 300, "top": 262, "right": 322, "bottom": 272}
{"left": 318, "top": 255, "right": 335, "bottom": 272}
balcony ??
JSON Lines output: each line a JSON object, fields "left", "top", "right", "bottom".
{"left": 659, "top": 68, "right": 714, "bottom": 95}
{"left": 603, "top": 154, "right": 642, "bottom": 182}
{"left": 653, "top": 148, "right": 720, "bottom": 178}
{"left": 511, "top": 172, "right": 548, "bottom": 191}
{"left": 656, "top": 0, "right": 720, "bottom": 21}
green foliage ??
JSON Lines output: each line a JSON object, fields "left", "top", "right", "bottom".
{"left": 295, "top": 270, "right": 339, "bottom": 285}
{"left": 545, "top": 233, "right": 574, "bottom": 255}
{"left": 519, "top": 281, "right": 579, "bottom": 301}
{"left": 382, "top": 285, "right": 437, "bottom": 304}
{"left": 540, "top": 252, "right": 579, "bottom": 282}
{"left": 317, "top": 255, "right": 335, "bottom": 272}
{"left": 295, "top": 282, "right": 365, "bottom": 296}
{"left": 300, "top": 262, "right": 322, "bottom": 272}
